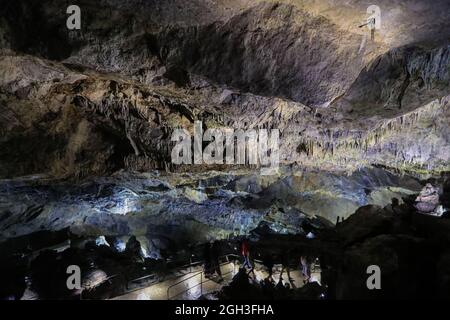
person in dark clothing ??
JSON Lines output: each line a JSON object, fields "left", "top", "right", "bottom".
{"left": 211, "top": 241, "right": 223, "bottom": 281}
{"left": 260, "top": 277, "right": 275, "bottom": 299}
{"left": 280, "top": 250, "right": 292, "bottom": 282}
{"left": 203, "top": 242, "right": 212, "bottom": 278}
{"left": 263, "top": 253, "right": 275, "bottom": 280}
{"left": 274, "top": 276, "right": 290, "bottom": 299}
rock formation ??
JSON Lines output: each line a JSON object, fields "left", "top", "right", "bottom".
{"left": 414, "top": 183, "right": 443, "bottom": 215}
{"left": 0, "top": 0, "right": 449, "bottom": 178}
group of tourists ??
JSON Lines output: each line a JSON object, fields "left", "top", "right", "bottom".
{"left": 240, "top": 238, "right": 316, "bottom": 284}
{"left": 203, "top": 238, "right": 317, "bottom": 285}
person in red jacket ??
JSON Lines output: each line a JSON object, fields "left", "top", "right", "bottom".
{"left": 241, "top": 239, "right": 253, "bottom": 272}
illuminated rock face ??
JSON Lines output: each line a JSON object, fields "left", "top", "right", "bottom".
{"left": 0, "top": 168, "right": 422, "bottom": 243}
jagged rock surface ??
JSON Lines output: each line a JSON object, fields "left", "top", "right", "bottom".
{"left": 0, "top": 0, "right": 449, "bottom": 178}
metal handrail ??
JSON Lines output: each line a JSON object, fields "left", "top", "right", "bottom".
{"left": 166, "top": 270, "right": 204, "bottom": 299}
{"left": 166, "top": 254, "right": 239, "bottom": 300}
{"left": 120, "top": 253, "right": 239, "bottom": 297}
{"left": 125, "top": 260, "right": 201, "bottom": 292}
{"left": 167, "top": 263, "right": 234, "bottom": 300}
{"left": 125, "top": 273, "right": 158, "bottom": 292}
{"left": 80, "top": 274, "right": 119, "bottom": 300}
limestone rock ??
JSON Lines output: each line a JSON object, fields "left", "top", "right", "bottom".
{"left": 415, "top": 183, "right": 440, "bottom": 214}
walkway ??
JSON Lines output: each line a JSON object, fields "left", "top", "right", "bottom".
{"left": 112, "top": 259, "right": 321, "bottom": 300}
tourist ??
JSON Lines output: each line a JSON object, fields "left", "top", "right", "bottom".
{"left": 240, "top": 239, "right": 254, "bottom": 275}
{"left": 280, "top": 251, "right": 292, "bottom": 282}
{"left": 300, "top": 255, "right": 311, "bottom": 283}
{"left": 203, "top": 242, "right": 212, "bottom": 278}
{"left": 211, "top": 241, "right": 223, "bottom": 281}
{"left": 263, "top": 253, "right": 275, "bottom": 280}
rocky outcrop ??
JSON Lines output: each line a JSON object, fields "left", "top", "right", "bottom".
{"left": 0, "top": 55, "right": 200, "bottom": 178}
{"left": 414, "top": 183, "right": 443, "bottom": 215}
{"left": 332, "top": 192, "right": 450, "bottom": 299}
{"left": 157, "top": 2, "right": 374, "bottom": 107}
{"left": 333, "top": 44, "right": 450, "bottom": 116}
